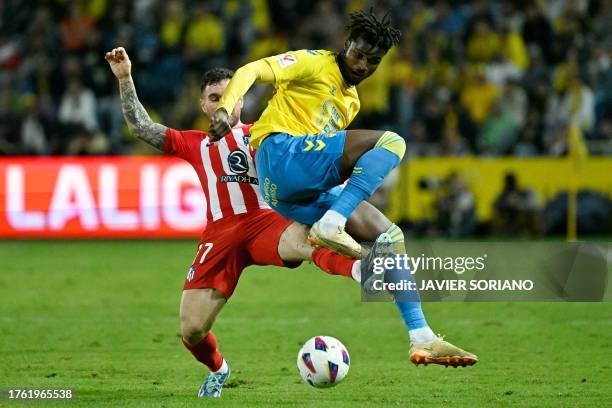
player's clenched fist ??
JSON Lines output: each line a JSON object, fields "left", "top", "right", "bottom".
{"left": 105, "top": 47, "right": 131, "bottom": 80}
{"left": 209, "top": 108, "right": 232, "bottom": 140}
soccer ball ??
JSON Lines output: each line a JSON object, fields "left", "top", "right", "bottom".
{"left": 297, "top": 336, "right": 350, "bottom": 388}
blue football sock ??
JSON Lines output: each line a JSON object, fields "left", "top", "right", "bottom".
{"left": 385, "top": 257, "right": 428, "bottom": 331}
{"left": 331, "top": 135, "right": 404, "bottom": 218}
{"left": 382, "top": 224, "right": 430, "bottom": 332}
{"left": 395, "top": 302, "right": 428, "bottom": 331}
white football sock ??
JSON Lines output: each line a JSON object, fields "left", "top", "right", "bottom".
{"left": 351, "top": 261, "right": 361, "bottom": 282}
{"left": 409, "top": 326, "right": 437, "bottom": 344}
{"left": 318, "top": 210, "right": 347, "bottom": 233}
{"left": 213, "top": 359, "right": 229, "bottom": 374}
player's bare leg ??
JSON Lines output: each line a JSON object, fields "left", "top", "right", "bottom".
{"left": 347, "top": 200, "right": 391, "bottom": 242}
{"left": 277, "top": 222, "right": 315, "bottom": 261}
{"left": 309, "top": 130, "right": 403, "bottom": 258}
{"left": 279, "top": 222, "right": 359, "bottom": 281}
{"left": 180, "top": 288, "right": 225, "bottom": 345}
{"left": 180, "top": 289, "right": 230, "bottom": 397}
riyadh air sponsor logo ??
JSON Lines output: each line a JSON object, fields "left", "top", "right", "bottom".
{"left": 227, "top": 150, "right": 249, "bottom": 174}
{"left": 219, "top": 175, "right": 259, "bottom": 184}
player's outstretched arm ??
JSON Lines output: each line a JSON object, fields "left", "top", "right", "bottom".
{"left": 105, "top": 47, "right": 167, "bottom": 151}
{"left": 209, "top": 59, "right": 276, "bottom": 139}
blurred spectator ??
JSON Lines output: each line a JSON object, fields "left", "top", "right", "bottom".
{"left": 59, "top": 77, "right": 98, "bottom": 134}
{"left": 413, "top": 41, "right": 456, "bottom": 91}
{"left": 440, "top": 125, "right": 470, "bottom": 156}
{"left": 58, "top": 76, "right": 107, "bottom": 155}
{"left": 545, "top": 73, "right": 595, "bottom": 139}
{"left": 478, "top": 101, "right": 519, "bottom": 155}
{"left": 500, "top": 24, "right": 529, "bottom": 71}
{"left": 434, "top": 171, "right": 476, "bottom": 237}
{"left": 132, "top": 3, "right": 160, "bottom": 65}
{"left": 513, "top": 111, "right": 543, "bottom": 156}
{"left": 591, "top": 118, "right": 612, "bottom": 154}
{"left": 97, "top": 88, "right": 124, "bottom": 154}
{"left": 466, "top": 20, "right": 500, "bottom": 63}
{"left": 552, "top": 48, "right": 579, "bottom": 93}
{"left": 485, "top": 52, "right": 521, "bottom": 86}
{"left": 0, "top": 86, "right": 20, "bottom": 155}
{"left": 60, "top": 1, "right": 96, "bottom": 53}
{"left": 296, "top": 0, "right": 343, "bottom": 50}
{"left": 19, "top": 93, "right": 49, "bottom": 155}
{"left": 543, "top": 190, "right": 612, "bottom": 235}
{"left": 160, "top": 1, "right": 187, "bottom": 54}
{"left": 419, "top": 90, "right": 448, "bottom": 143}
{"left": 407, "top": 120, "right": 436, "bottom": 158}
{"left": 460, "top": 68, "right": 499, "bottom": 127}
{"left": 499, "top": 79, "right": 528, "bottom": 128}
{"left": 26, "top": 6, "right": 60, "bottom": 55}
{"left": 184, "top": 4, "right": 226, "bottom": 68}
{"left": 546, "top": 123, "right": 571, "bottom": 156}
{"left": 493, "top": 173, "right": 542, "bottom": 236}
{"left": 522, "top": 2, "right": 554, "bottom": 63}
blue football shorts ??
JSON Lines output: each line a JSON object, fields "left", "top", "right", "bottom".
{"left": 255, "top": 131, "right": 347, "bottom": 225}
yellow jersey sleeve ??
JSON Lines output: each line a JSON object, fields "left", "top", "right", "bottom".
{"left": 218, "top": 59, "right": 275, "bottom": 116}
{"left": 263, "top": 49, "right": 324, "bottom": 84}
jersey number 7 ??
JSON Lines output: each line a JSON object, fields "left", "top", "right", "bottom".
{"left": 193, "top": 243, "right": 214, "bottom": 265}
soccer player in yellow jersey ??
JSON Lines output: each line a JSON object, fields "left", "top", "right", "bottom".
{"left": 210, "top": 9, "right": 478, "bottom": 367}
{"left": 211, "top": 10, "right": 403, "bottom": 259}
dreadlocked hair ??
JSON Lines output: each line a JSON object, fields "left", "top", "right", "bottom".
{"left": 347, "top": 7, "right": 401, "bottom": 51}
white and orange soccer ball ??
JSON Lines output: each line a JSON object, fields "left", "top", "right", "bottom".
{"left": 297, "top": 336, "right": 350, "bottom": 388}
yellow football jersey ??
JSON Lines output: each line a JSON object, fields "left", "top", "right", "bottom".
{"left": 249, "top": 49, "right": 361, "bottom": 148}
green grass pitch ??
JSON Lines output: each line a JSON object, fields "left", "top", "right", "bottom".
{"left": 1, "top": 240, "right": 610, "bottom": 407}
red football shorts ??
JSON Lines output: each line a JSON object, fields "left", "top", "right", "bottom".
{"left": 183, "top": 209, "right": 301, "bottom": 298}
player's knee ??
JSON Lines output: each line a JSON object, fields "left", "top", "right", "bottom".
{"left": 181, "top": 318, "right": 209, "bottom": 345}
{"left": 375, "top": 131, "right": 406, "bottom": 160}
{"left": 279, "top": 222, "right": 312, "bottom": 261}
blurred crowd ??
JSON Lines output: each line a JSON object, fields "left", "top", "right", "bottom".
{"left": 0, "top": 0, "right": 610, "bottom": 156}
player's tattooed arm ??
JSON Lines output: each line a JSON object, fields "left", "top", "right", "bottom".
{"left": 118, "top": 77, "right": 167, "bottom": 151}
{"left": 106, "top": 47, "right": 167, "bottom": 150}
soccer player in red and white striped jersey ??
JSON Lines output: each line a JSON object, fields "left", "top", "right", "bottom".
{"left": 164, "top": 123, "right": 265, "bottom": 222}
{"left": 106, "top": 47, "right": 362, "bottom": 397}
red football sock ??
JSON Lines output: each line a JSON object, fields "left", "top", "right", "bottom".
{"left": 312, "top": 248, "right": 357, "bottom": 279}
{"left": 182, "top": 331, "right": 224, "bottom": 372}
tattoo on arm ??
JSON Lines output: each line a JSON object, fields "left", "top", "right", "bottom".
{"left": 119, "top": 77, "right": 167, "bottom": 151}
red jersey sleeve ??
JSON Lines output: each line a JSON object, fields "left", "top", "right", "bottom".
{"left": 164, "top": 128, "right": 207, "bottom": 159}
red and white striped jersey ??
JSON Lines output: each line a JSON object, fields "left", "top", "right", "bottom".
{"left": 164, "top": 124, "right": 270, "bottom": 222}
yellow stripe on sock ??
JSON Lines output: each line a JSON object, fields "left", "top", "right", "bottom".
{"left": 374, "top": 131, "right": 406, "bottom": 160}
{"left": 386, "top": 224, "right": 404, "bottom": 242}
